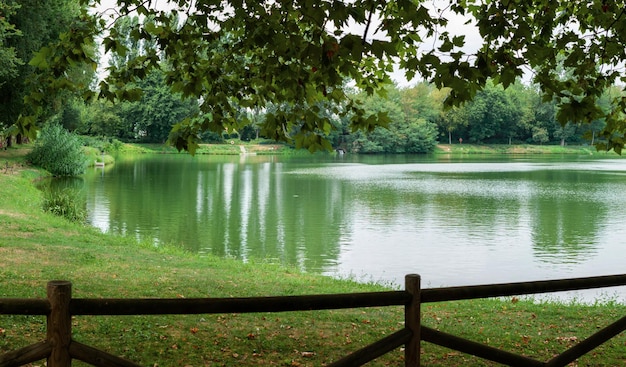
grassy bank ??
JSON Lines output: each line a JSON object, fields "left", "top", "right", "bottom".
{"left": 124, "top": 141, "right": 297, "bottom": 155}
{"left": 86, "top": 139, "right": 617, "bottom": 157}
{"left": 1, "top": 147, "right": 625, "bottom": 366}
{"left": 434, "top": 143, "right": 613, "bottom": 156}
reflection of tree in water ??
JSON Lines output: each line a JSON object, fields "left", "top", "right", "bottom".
{"left": 191, "top": 159, "right": 348, "bottom": 272}
{"left": 530, "top": 183, "right": 604, "bottom": 265}
{"left": 84, "top": 156, "right": 349, "bottom": 272}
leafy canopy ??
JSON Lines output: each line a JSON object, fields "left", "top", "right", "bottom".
{"left": 26, "top": 0, "right": 626, "bottom": 153}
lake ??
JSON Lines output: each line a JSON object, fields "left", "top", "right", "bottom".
{"left": 71, "top": 152, "right": 626, "bottom": 302}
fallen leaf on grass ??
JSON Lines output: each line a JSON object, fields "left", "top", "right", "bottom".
{"left": 556, "top": 336, "right": 578, "bottom": 343}
{"left": 301, "top": 351, "right": 315, "bottom": 358}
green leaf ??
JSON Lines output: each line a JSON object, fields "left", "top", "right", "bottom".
{"left": 29, "top": 47, "right": 51, "bottom": 69}
{"left": 439, "top": 39, "right": 454, "bottom": 53}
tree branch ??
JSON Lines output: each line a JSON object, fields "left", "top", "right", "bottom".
{"left": 362, "top": 3, "right": 375, "bottom": 45}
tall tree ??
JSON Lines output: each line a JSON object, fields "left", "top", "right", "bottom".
{"left": 503, "top": 83, "right": 534, "bottom": 144}
{"left": 438, "top": 105, "right": 468, "bottom": 145}
{"left": 24, "top": 0, "right": 626, "bottom": 153}
{"left": 0, "top": 0, "right": 87, "bottom": 144}
{"left": 399, "top": 83, "right": 441, "bottom": 125}
{"left": 528, "top": 88, "right": 558, "bottom": 143}
{"left": 464, "top": 83, "right": 508, "bottom": 143}
{"left": 119, "top": 68, "right": 200, "bottom": 143}
{"left": 0, "top": 1, "right": 21, "bottom": 87}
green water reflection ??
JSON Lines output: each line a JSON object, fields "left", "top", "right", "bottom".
{"left": 68, "top": 153, "right": 626, "bottom": 300}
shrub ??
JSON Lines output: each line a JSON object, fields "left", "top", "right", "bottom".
{"left": 80, "top": 136, "right": 124, "bottom": 154}
{"left": 103, "top": 138, "right": 124, "bottom": 152}
{"left": 42, "top": 188, "right": 87, "bottom": 223}
{"left": 27, "top": 123, "right": 87, "bottom": 176}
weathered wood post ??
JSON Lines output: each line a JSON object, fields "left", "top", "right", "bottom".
{"left": 405, "top": 274, "right": 421, "bottom": 367}
{"left": 47, "top": 281, "right": 72, "bottom": 367}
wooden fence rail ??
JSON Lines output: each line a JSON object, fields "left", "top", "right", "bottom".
{"left": 1, "top": 274, "right": 625, "bottom": 367}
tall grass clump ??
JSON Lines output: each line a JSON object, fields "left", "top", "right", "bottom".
{"left": 41, "top": 188, "right": 87, "bottom": 223}
{"left": 27, "top": 123, "right": 86, "bottom": 176}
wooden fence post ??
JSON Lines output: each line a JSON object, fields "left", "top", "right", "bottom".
{"left": 405, "top": 274, "right": 421, "bottom": 367}
{"left": 47, "top": 281, "right": 72, "bottom": 367}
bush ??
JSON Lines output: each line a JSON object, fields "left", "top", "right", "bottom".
{"left": 27, "top": 123, "right": 86, "bottom": 176}
{"left": 42, "top": 188, "right": 87, "bottom": 223}
{"left": 80, "top": 136, "right": 124, "bottom": 154}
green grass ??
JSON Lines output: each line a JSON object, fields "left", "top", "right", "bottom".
{"left": 1, "top": 147, "right": 625, "bottom": 366}
{"left": 123, "top": 141, "right": 617, "bottom": 157}
{"left": 126, "top": 141, "right": 297, "bottom": 155}
{"left": 90, "top": 139, "right": 618, "bottom": 158}
{"left": 435, "top": 143, "right": 616, "bottom": 156}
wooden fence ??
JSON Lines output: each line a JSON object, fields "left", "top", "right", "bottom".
{"left": 1, "top": 274, "right": 626, "bottom": 367}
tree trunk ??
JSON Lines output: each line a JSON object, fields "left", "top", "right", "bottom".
{"left": 448, "top": 131, "right": 452, "bottom": 145}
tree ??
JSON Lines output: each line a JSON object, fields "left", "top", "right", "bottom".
{"left": 1, "top": 1, "right": 88, "bottom": 144}
{"left": 582, "top": 87, "right": 618, "bottom": 145}
{"left": 24, "top": 0, "right": 626, "bottom": 153}
{"left": 554, "top": 123, "right": 579, "bottom": 147}
{"left": 403, "top": 118, "right": 438, "bottom": 153}
{"left": 78, "top": 100, "right": 128, "bottom": 139}
{"left": 117, "top": 68, "right": 200, "bottom": 143}
{"left": 438, "top": 105, "right": 468, "bottom": 144}
{"left": 347, "top": 85, "right": 437, "bottom": 153}
{"left": 351, "top": 87, "right": 400, "bottom": 153}
{"left": 531, "top": 127, "right": 549, "bottom": 145}
{"left": 0, "top": 1, "right": 22, "bottom": 87}
{"left": 399, "top": 83, "right": 441, "bottom": 125}
{"left": 528, "top": 89, "right": 559, "bottom": 143}
{"left": 503, "top": 82, "right": 534, "bottom": 144}
{"left": 464, "top": 84, "right": 509, "bottom": 143}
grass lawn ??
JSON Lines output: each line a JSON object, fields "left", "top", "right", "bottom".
{"left": 1, "top": 146, "right": 625, "bottom": 366}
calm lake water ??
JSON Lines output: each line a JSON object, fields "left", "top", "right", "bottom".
{"left": 68, "top": 153, "right": 626, "bottom": 302}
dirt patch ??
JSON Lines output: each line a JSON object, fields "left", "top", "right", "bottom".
{"left": 248, "top": 145, "right": 282, "bottom": 152}
{"left": 0, "top": 209, "right": 27, "bottom": 219}
{"left": 0, "top": 162, "right": 23, "bottom": 175}
{"left": 0, "top": 147, "right": 30, "bottom": 159}
{"left": 0, "top": 148, "right": 31, "bottom": 176}
{"left": 0, "top": 247, "right": 31, "bottom": 263}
